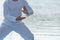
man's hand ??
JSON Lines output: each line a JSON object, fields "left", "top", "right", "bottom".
{"left": 16, "top": 16, "right": 26, "bottom": 21}
{"left": 22, "top": 6, "right": 28, "bottom": 14}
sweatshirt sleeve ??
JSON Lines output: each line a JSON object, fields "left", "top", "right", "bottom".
{"left": 3, "top": 2, "right": 17, "bottom": 22}
{"left": 23, "top": 0, "right": 33, "bottom": 16}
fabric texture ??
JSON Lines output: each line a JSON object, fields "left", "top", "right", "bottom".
{"left": 3, "top": 0, "right": 33, "bottom": 22}
{"left": 0, "top": 0, "right": 34, "bottom": 40}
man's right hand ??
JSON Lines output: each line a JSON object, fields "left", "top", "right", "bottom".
{"left": 16, "top": 16, "right": 26, "bottom": 21}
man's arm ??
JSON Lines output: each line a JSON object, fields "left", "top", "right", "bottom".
{"left": 23, "top": 0, "right": 33, "bottom": 16}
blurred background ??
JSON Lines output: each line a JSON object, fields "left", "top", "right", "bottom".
{"left": 0, "top": 0, "right": 60, "bottom": 40}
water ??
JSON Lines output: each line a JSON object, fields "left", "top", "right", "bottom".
{"left": 0, "top": 0, "right": 60, "bottom": 40}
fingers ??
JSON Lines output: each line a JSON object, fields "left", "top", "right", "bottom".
{"left": 16, "top": 16, "right": 26, "bottom": 21}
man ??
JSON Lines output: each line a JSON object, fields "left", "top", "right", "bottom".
{"left": 0, "top": 0, "right": 34, "bottom": 40}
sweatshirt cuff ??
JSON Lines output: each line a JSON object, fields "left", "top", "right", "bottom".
{"left": 26, "top": 10, "right": 33, "bottom": 16}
